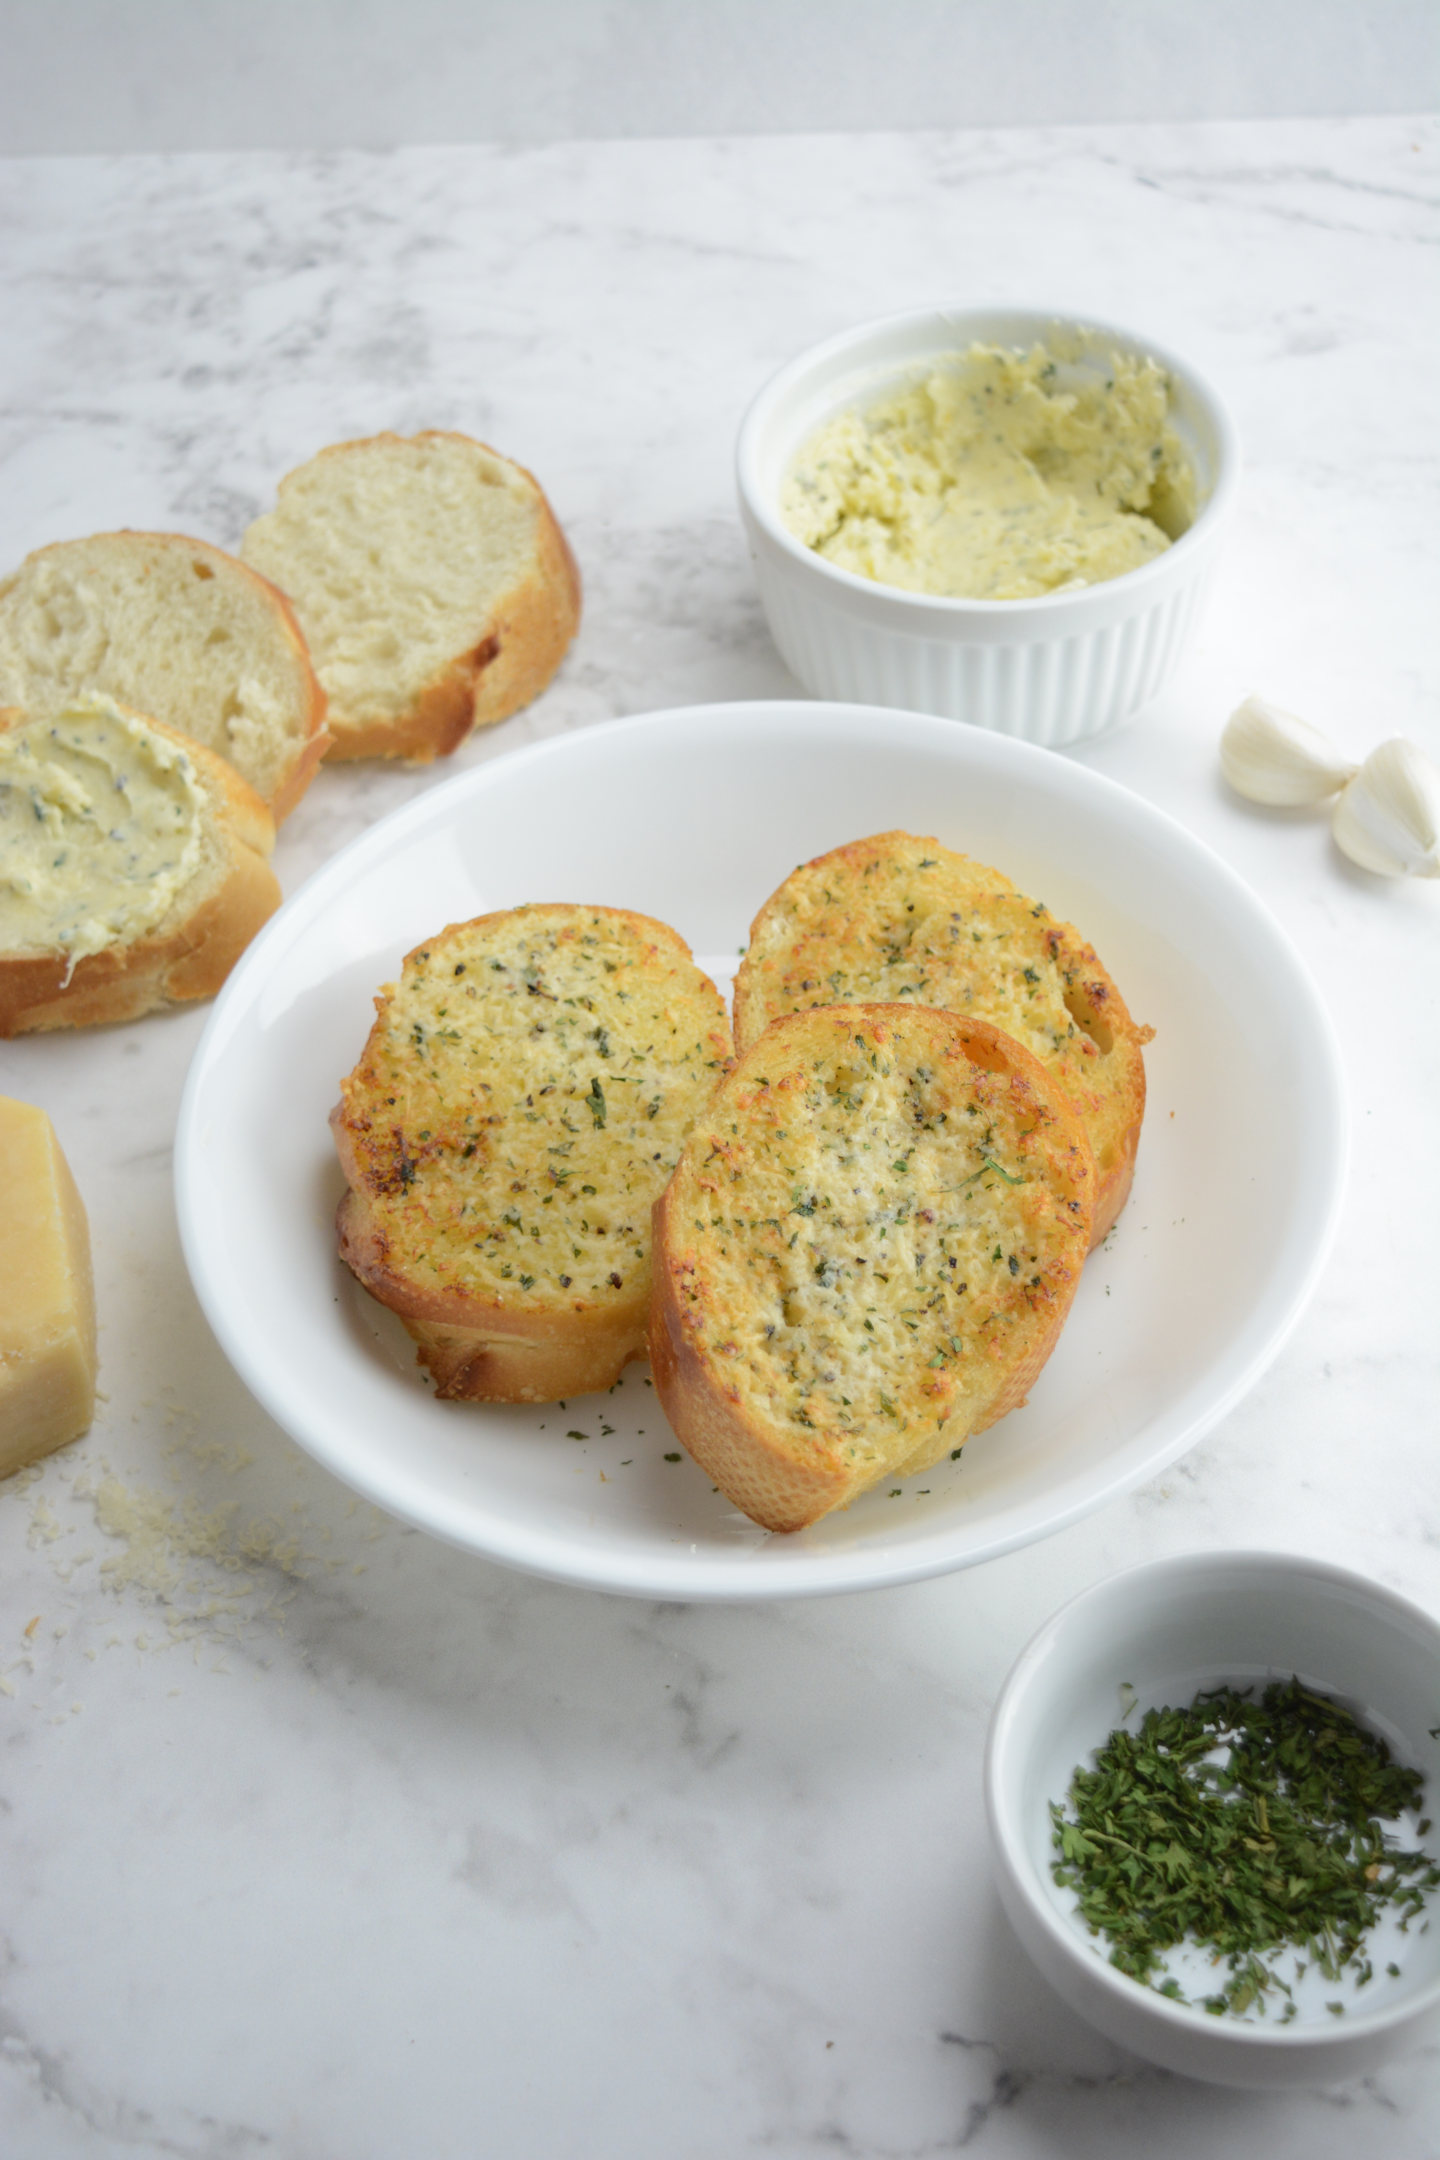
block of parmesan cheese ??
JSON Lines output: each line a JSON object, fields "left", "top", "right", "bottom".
{"left": 0, "top": 1096, "right": 96, "bottom": 1476}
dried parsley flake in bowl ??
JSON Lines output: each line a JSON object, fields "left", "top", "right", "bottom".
{"left": 1050, "top": 1676, "right": 1439, "bottom": 2020}
{"left": 984, "top": 1552, "right": 1440, "bottom": 2086}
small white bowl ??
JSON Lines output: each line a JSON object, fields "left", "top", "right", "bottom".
{"left": 736, "top": 306, "right": 1241, "bottom": 746}
{"left": 984, "top": 1552, "right": 1440, "bottom": 2087}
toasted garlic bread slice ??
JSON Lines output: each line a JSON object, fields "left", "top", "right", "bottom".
{"left": 733, "top": 831, "right": 1152, "bottom": 1244}
{"left": 332, "top": 905, "right": 732, "bottom": 1401}
{"left": 0, "top": 695, "right": 280, "bottom": 1036}
{"left": 241, "top": 431, "right": 581, "bottom": 762}
{"left": 0, "top": 532, "right": 327, "bottom": 819}
{"left": 650, "top": 1004, "right": 1095, "bottom": 1533}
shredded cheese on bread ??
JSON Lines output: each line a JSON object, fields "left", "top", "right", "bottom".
{"left": 734, "top": 831, "right": 1152, "bottom": 1242}
{"left": 651, "top": 1003, "right": 1094, "bottom": 1531}
{"left": 333, "top": 904, "right": 732, "bottom": 1401}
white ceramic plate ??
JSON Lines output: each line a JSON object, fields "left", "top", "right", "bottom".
{"left": 175, "top": 703, "right": 1347, "bottom": 1600}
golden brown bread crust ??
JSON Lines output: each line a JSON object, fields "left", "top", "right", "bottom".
{"left": 649, "top": 1218, "right": 860, "bottom": 1532}
{"left": 332, "top": 904, "right": 732, "bottom": 1401}
{"left": 649, "top": 1004, "right": 1095, "bottom": 1533}
{"left": 240, "top": 561, "right": 330, "bottom": 820}
{"left": 333, "top": 1179, "right": 650, "bottom": 1401}
{"left": 0, "top": 707, "right": 281, "bottom": 1037}
{"left": 733, "top": 831, "right": 1152, "bottom": 1245}
{"left": 251, "top": 431, "right": 582, "bottom": 764}
{"left": 325, "top": 634, "right": 502, "bottom": 765}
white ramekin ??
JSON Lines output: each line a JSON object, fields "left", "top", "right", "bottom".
{"left": 736, "top": 306, "right": 1241, "bottom": 746}
{"left": 984, "top": 1552, "right": 1440, "bottom": 2088}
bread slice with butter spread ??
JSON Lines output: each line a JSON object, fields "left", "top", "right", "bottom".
{"left": 0, "top": 531, "right": 327, "bottom": 819}
{"left": 650, "top": 1003, "right": 1095, "bottom": 1533}
{"left": 0, "top": 694, "right": 281, "bottom": 1036}
{"left": 332, "top": 904, "right": 732, "bottom": 1401}
{"left": 733, "top": 832, "right": 1152, "bottom": 1244}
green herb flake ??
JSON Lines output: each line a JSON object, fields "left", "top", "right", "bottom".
{"left": 1048, "top": 1676, "right": 1440, "bottom": 2018}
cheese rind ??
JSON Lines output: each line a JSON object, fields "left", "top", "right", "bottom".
{"left": 0, "top": 1095, "right": 96, "bottom": 1476}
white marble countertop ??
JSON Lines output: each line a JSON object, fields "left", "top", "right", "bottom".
{"left": 1, "top": 116, "right": 1437, "bottom": 2158}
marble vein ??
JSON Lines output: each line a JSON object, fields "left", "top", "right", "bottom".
{"left": 0, "top": 112, "right": 1437, "bottom": 2160}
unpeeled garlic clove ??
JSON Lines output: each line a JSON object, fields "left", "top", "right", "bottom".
{"left": 1220, "top": 695, "right": 1358, "bottom": 807}
{"left": 1332, "top": 738, "right": 1440, "bottom": 879}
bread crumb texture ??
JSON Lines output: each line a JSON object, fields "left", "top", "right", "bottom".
{"left": 241, "top": 432, "right": 581, "bottom": 759}
{"left": 0, "top": 532, "right": 324, "bottom": 813}
{"left": 734, "top": 831, "right": 1151, "bottom": 1243}
{"left": 651, "top": 1004, "right": 1094, "bottom": 1532}
{"left": 333, "top": 904, "right": 732, "bottom": 1399}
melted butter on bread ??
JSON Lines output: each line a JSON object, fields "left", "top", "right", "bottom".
{"left": 332, "top": 904, "right": 732, "bottom": 1401}
{"left": 650, "top": 1004, "right": 1094, "bottom": 1532}
{"left": 0, "top": 694, "right": 207, "bottom": 978}
{"left": 734, "top": 832, "right": 1153, "bottom": 1245}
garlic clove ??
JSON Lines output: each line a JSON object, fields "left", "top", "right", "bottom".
{"left": 1332, "top": 738, "right": 1440, "bottom": 879}
{"left": 1220, "top": 695, "right": 1358, "bottom": 807}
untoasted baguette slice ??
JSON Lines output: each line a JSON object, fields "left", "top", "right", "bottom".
{"left": 0, "top": 532, "right": 327, "bottom": 819}
{"left": 0, "top": 694, "right": 281, "bottom": 1036}
{"left": 241, "top": 431, "right": 581, "bottom": 762}
{"left": 332, "top": 904, "right": 732, "bottom": 1401}
{"left": 733, "top": 832, "right": 1153, "bottom": 1244}
{"left": 650, "top": 1004, "right": 1095, "bottom": 1533}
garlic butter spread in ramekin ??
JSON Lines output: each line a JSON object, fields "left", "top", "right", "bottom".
{"left": 0, "top": 693, "right": 206, "bottom": 976}
{"left": 780, "top": 341, "right": 1196, "bottom": 602}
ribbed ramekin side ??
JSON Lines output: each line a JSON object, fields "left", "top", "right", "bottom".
{"left": 750, "top": 547, "right": 1220, "bottom": 745}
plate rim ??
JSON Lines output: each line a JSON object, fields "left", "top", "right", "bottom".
{"left": 175, "top": 700, "right": 1349, "bottom": 1600}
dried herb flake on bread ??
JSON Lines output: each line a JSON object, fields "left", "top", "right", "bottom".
{"left": 650, "top": 1002, "right": 1095, "bottom": 1532}
{"left": 734, "top": 831, "right": 1153, "bottom": 1243}
{"left": 332, "top": 904, "right": 732, "bottom": 1402}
